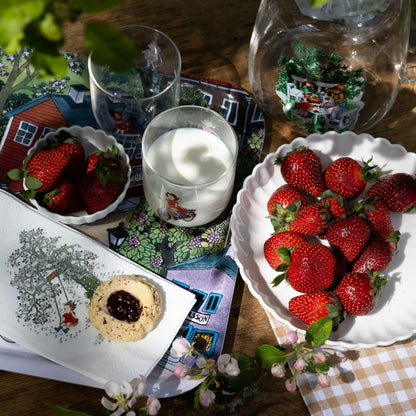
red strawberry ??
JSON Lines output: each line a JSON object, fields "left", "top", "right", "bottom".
{"left": 356, "top": 197, "right": 395, "bottom": 240}
{"left": 275, "top": 146, "right": 326, "bottom": 197}
{"left": 324, "top": 157, "right": 380, "bottom": 199}
{"left": 55, "top": 139, "right": 85, "bottom": 181}
{"left": 264, "top": 231, "right": 307, "bottom": 270}
{"left": 42, "top": 177, "right": 84, "bottom": 214}
{"left": 79, "top": 158, "right": 124, "bottom": 214}
{"left": 320, "top": 190, "right": 347, "bottom": 219}
{"left": 367, "top": 173, "right": 416, "bottom": 213}
{"left": 288, "top": 291, "right": 344, "bottom": 327}
{"left": 326, "top": 215, "right": 371, "bottom": 262}
{"left": 286, "top": 242, "right": 336, "bottom": 293}
{"left": 334, "top": 271, "right": 387, "bottom": 315}
{"left": 267, "top": 184, "right": 307, "bottom": 230}
{"left": 289, "top": 203, "right": 330, "bottom": 235}
{"left": 86, "top": 146, "right": 121, "bottom": 174}
{"left": 21, "top": 149, "right": 71, "bottom": 197}
{"left": 352, "top": 237, "right": 399, "bottom": 274}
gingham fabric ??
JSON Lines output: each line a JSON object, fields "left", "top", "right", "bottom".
{"left": 267, "top": 313, "right": 416, "bottom": 416}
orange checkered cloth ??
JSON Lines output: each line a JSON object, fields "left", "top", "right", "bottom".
{"left": 267, "top": 312, "right": 416, "bottom": 416}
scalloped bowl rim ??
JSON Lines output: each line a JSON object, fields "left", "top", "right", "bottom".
{"left": 24, "top": 126, "right": 131, "bottom": 225}
{"left": 231, "top": 131, "right": 416, "bottom": 349}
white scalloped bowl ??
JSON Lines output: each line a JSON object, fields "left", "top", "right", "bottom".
{"left": 231, "top": 131, "right": 416, "bottom": 349}
{"left": 24, "top": 126, "right": 131, "bottom": 225}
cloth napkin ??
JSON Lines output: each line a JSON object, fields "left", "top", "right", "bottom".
{"left": 267, "top": 312, "right": 416, "bottom": 416}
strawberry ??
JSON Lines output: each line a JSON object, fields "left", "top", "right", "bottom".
{"left": 9, "top": 148, "right": 72, "bottom": 199}
{"left": 79, "top": 157, "right": 124, "bottom": 214}
{"left": 324, "top": 157, "right": 380, "bottom": 199}
{"left": 267, "top": 184, "right": 307, "bottom": 230}
{"left": 288, "top": 291, "right": 344, "bottom": 327}
{"left": 326, "top": 215, "right": 371, "bottom": 262}
{"left": 275, "top": 146, "right": 326, "bottom": 197}
{"left": 46, "top": 132, "right": 85, "bottom": 181}
{"left": 320, "top": 190, "right": 347, "bottom": 219}
{"left": 264, "top": 231, "right": 307, "bottom": 271}
{"left": 42, "top": 177, "right": 84, "bottom": 214}
{"left": 86, "top": 145, "right": 121, "bottom": 174}
{"left": 286, "top": 242, "right": 336, "bottom": 293}
{"left": 367, "top": 172, "right": 416, "bottom": 213}
{"left": 334, "top": 271, "right": 387, "bottom": 315}
{"left": 352, "top": 237, "right": 399, "bottom": 274}
{"left": 289, "top": 203, "right": 330, "bottom": 235}
{"left": 355, "top": 197, "right": 395, "bottom": 240}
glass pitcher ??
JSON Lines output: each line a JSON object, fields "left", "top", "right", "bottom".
{"left": 249, "top": 0, "right": 411, "bottom": 134}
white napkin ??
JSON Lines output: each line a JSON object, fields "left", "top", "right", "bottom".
{"left": 0, "top": 190, "right": 195, "bottom": 385}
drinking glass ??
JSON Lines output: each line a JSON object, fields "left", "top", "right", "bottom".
{"left": 249, "top": 0, "right": 412, "bottom": 133}
{"left": 88, "top": 25, "right": 181, "bottom": 141}
{"left": 142, "top": 105, "right": 238, "bottom": 227}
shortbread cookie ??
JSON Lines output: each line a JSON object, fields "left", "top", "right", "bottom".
{"left": 88, "top": 274, "right": 162, "bottom": 342}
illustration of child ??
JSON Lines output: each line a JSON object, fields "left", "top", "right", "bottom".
{"left": 55, "top": 301, "right": 79, "bottom": 333}
{"left": 165, "top": 192, "right": 185, "bottom": 218}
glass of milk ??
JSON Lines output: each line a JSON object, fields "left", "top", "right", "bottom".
{"left": 88, "top": 25, "right": 181, "bottom": 142}
{"left": 142, "top": 105, "right": 238, "bottom": 227}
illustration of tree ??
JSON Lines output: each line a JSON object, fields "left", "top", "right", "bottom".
{"left": 7, "top": 228, "right": 101, "bottom": 327}
{"left": 0, "top": 48, "right": 86, "bottom": 136}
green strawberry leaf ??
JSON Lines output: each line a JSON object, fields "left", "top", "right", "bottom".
{"left": 7, "top": 168, "right": 24, "bottom": 181}
{"left": 271, "top": 273, "right": 286, "bottom": 287}
{"left": 255, "top": 344, "right": 286, "bottom": 369}
{"left": 305, "top": 316, "right": 333, "bottom": 347}
{"left": 24, "top": 175, "right": 43, "bottom": 191}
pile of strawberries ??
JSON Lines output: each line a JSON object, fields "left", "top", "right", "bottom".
{"left": 8, "top": 131, "right": 126, "bottom": 215}
{"left": 263, "top": 145, "right": 416, "bottom": 331}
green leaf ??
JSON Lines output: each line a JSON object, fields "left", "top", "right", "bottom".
{"left": 305, "top": 317, "right": 333, "bottom": 347}
{"left": 30, "top": 50, "right": 68, "bottom": 78}
{"left": 226, "top": 354, "right": 256, "bottom": 390}
{"left": 255, "top": 345, "right": 286, "bottom": 369}
{"left": 39, "top": 12, "right": 63, "bottom": 42}
{"left": 85, "top": 21, "right": 139, "bottom": 72}
{"left": 271, "top": 273, "right": 285, "bottom": 287}
{"left": 24, "top": 175, "right": 42, "bottom": 191}
{"left": 309, "top": 0, "right": 330, "bottom": 7}
{"left": 0, "top": 0, "right": 46, "bottom": 52}
{"left": 50, "top": 404, "right": 92, "bottom": 416}
{"left": 7, "top": 168, "right": 24, "bottom": 181}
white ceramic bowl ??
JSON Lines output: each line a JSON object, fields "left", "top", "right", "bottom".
{"left": 24, "top": 125, "right": 131, "bottom": 225}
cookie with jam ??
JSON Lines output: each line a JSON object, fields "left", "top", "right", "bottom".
{"left": 88, "top": 274, "right": 162, "bottom": 342}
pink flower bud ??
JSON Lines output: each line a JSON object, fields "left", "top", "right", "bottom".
{"left": 271, "top": 363, "right": 285, "bottom": 378}
{"left": 283, "top": 331, "right": 298, "bottom": 345}
{"left": 199, "top": 388, "right": 216, "bottom": 407}
{"left": 284, "top": 378, "right": 297, "bottom": 392}
{"left": 146, "top": 394, "right": 161, "bottom": 415}
{"left": 173, "top": 363, "right": 189, "bottom": 379}
{"left": 314, "top": 352, "right": 327, "bottom": 364}
{"left": 294, "top": 357, "right": 307, "bottom": 372}
{"left": 170, "top": 337, "right": 192, "bottom": 358}
{"left": 317, "top": 373, "right": 331, "bottom": 387}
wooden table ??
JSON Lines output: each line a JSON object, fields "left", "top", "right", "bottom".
{"left": 1, "top": 1, "right": 416, "bottom": 414}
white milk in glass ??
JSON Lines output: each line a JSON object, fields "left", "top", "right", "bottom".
{"left": 143, "top": 127, "right": 236, "bottom": 226}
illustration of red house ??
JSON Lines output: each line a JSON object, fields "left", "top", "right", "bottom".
{"left": 0, "top": 85, "right": 97, "bottom": 194}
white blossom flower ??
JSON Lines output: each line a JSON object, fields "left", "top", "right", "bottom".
{"left": 317, "top": 373, "right": 331, "bottom": 387}
{"left": 199, "top": 388, "right": 216, "bottom": 407}
{"left": 217, "top": 354, "right": 240, "bottom": 377}
{"left": 146, "top": 395, "right": 161, "bottom": 415}
{"left": 284, "top": 378, "right": 297, "bottom": 393}
{"left": 294, "top": 357, "right": 307, "bottom": 372}
{"left": 283, "top": 331, "right": 298, "bottom": 345}
{"left": 170, "top": 337, "right": 192, "bottom": 358}
{"left": 271, "top": 363, "right": 285, "bottom": 378}
{"left": 173, "top": 363, "right": 189, "bottom": 379}
{"left": 101, "top": 378, "right": 146, "bottom": 415}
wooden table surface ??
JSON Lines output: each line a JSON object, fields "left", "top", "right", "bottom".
{"left": 2, "top": 1, "right": 416, "bottom": 415}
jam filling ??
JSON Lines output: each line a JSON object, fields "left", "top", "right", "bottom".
{"left": 107, "top": 290, "right": 142, "bottom": 323}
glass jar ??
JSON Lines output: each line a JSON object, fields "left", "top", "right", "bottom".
{"left": 249, "top": 0, "right": 411, "bottom": 133}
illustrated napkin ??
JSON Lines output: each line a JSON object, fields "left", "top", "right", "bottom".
{"left": 267, "top": 312, "right": 416, "bottom": 416}
{"left": 0, "top": 190, "right": 196, "bottom": 385}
